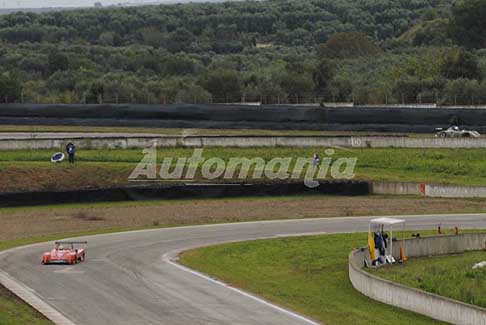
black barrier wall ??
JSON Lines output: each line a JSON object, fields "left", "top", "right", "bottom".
{"left": 0, "top": 181, "right": 370, "bottom": 207}
{"left": 1, "top": 104, "right": 485, "bottom": 132}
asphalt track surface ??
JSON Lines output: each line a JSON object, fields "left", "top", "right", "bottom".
{"left": 2, "top": 214, "right": 486, "bottom": 325}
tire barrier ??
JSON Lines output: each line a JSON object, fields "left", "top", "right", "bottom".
{"left": 0, "top": 180, "right": 370, "bottom": 207}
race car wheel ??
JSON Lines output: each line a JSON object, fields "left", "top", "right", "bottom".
{"left": 439, "top": 132, "right": 447, "bottom": 138}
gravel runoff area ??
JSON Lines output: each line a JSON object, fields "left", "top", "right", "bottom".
{"left": 0, "top": 126, "right": 419, "bottom": 137}
{"left": 3, "top": 195, "right": 486, "bottom": 243}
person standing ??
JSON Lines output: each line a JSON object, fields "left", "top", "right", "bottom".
{"left": 312, "top": 152, "right": 320, "bottom": 167}
{"left": 66, "top": 142, "right": 76, "bottom": 164}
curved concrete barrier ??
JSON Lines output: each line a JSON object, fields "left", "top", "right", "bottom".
{"left": 349, "top": 234, "right": 486, "bottom": 324}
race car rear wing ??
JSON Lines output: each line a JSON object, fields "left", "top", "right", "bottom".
{"left": 55, "top": 241, "right": 88, "bottom": 248}
{"left": 55, "top": 241, "right": 88, "bottom": 245}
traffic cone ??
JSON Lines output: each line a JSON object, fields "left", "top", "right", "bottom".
{"left": 400, "top": 242, "right": 407, "bottom": 262}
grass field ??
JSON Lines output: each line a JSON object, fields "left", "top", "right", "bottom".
{"left": 371, "top": 251, "right": 486, "bottom": 308}
{"left": 1, "top": 147, "right": 486, "bottom": 192}
{"left": 180, "top": 232, "right": 449, "bottom": 325}
{"left": 0, "top": 285, "right": 51, "bottom": 325}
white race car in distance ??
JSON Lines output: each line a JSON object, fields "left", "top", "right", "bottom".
{"left": 435, "top": 126, "right": 481, "bottom": 138}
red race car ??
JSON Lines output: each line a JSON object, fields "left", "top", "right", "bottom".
{"left": 41, "top": 241, "right": 87, "bottom": 265}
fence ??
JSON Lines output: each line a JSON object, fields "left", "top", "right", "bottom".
{"left": 5, "top": 92, "right": 486, "bottom": 106}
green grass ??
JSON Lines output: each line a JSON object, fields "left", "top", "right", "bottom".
{"left": 180, "top": 232, "right": 450, "bottom": 325}
{"left": 2, "top": 147, "right": 486, "bottom": 187}
{"left": 0, "top": 286, "right": 51, "bottom": 325}
{"left": 371, "top": 251, "right": 486, "bottom": 308}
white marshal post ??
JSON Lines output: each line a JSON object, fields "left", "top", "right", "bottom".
{"left": 369, "top": 218, "right": 405, "bottom": 264}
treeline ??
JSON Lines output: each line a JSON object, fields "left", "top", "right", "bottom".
{"left": 0, "top": 0, "right": 447, "bottom": 48}
{"left": 0, "top": 0, "right": 485, "bottom": 105}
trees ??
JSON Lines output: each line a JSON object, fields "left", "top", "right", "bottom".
{"left": 318, "top": 32, "right": 381, "bottom": 59}
{"left": 313, "top": 59, "right": 336, "bottom": 95}
{"left": 403, "top": 19, "right": 451, "bottom": 46}
{"left": 0, "top": 0, "right": 481, "bottom": 105}
{"left": 139, "top": 27, "right": 165, "bottom": 48}
{"left": 440, "top": 48, "right": 481, "bottom": 80}
{"left": 165, "top": 28, "right": 194, "bottom": 53}
{"left": 202, "top": 68, "right": 242, "bottom": 102}
{"left": 0, "top": 0, "right": 442, "bottom": 50}
{"left": 0, "top": 71, "right": 22, "bottom": 102}
{"left": 450, "top": 0, "right": 486, "bottom": 49}
{"left": 281, "top": 62, "right": 315, "bottom": 102}
{"left": 443, "top": 79, "right": 486, "bottom": 104}
{"left": 46, "top": 71, "right": 76, "bottom": 93}
{"left": 47, "top": 51, "right": 69, "bottom": 75}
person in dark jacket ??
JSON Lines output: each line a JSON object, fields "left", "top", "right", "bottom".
{"left": 66, "top": 142, "right": 76, "bottom": 164}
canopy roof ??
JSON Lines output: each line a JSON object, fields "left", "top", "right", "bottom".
{"left": 370, "top": 218, "right": 405, "bottom": 226}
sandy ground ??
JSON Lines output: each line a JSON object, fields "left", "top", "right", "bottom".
{"left": 2, "top": 195, "right": 486, "bottom": 242}
{"left": 0, "top": 125, "right": 417, "bottom": 137}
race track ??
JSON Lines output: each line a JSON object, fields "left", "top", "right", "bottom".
{"left": 2, "top": 214, "right": 486, "bottom": 325}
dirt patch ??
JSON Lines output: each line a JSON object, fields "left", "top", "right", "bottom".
{"left": 72, "top": 211, "right": 104, "bottom": 221}
{"left": 0, "top": 164, "right": 130, "bottom": 192}
{"left": 1, "top": 195, "right": 486, "bottom": 242}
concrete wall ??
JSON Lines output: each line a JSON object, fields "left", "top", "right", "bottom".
{"left": 0, "top": 137, "right": 168, "bottom": 150}
{"left": 370, "top": 181, "right": 422, "bottom": 196}
{"left": 349, "top": 234, "right": 486, "bottom": 325}
{"left": 4, "top": 135, "right": 486, "bottom": 150}
{"left": 425, "top": 184, "right": 486, "bottom": 198}
{"left": 351, "top": 136, "right": 486, "bottom": 148}
{"left": 370, "top": 181, "right": 486, "bottom": 199}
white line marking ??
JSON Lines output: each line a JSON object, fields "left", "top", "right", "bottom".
{"left": 0, "top": 270, "right": 77, "bottom": 325}
{"left": 61, "top": 212, "right": 486, "bottom": 240}
{"left": 2, "top": 213, "right": 486, "bottom": 325}
{"left": 165, "top": 259, "right": 320, "bottom": 325}
{"left": 161, "top": 231, "right": 328, "bottom": 325}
